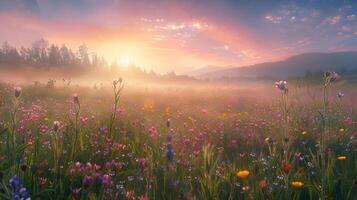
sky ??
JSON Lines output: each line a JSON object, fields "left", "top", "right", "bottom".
{"left": 1, "top": 0, "right": 357, "bottom": 73}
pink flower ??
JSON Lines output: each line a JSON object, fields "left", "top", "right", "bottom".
{"left": 275, "top": 80, "right": 288, "bottom": 93}
{"left": 14, "top": 86, "right": 22, "bottom": 98}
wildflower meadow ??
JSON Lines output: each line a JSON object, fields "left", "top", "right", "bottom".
{"left": 0, "top": 72, "right": 356, "bottom": 200}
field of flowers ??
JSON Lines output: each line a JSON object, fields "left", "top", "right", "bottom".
{"left": 0, "top": 73, "right": 356, "bottom": 200}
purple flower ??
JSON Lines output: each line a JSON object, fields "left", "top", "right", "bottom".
{"left": 325, "top": 71, "right": 341, "bottom": 82}
{"left": 166, "top": 144, "right": 174, "bottom": 162}
{"left": 83, "top": 176, "right": 93, "bottom": 187}
{"left": 101, "top": 174, "right": 111, "bottom": 187}
{"left": 9, "top": 175, "right": 30, "bottom": 200}
{"left": 9, "top": 176, "right": 22, "bottom": 190}
{"left": 275, "top": 80, "right": 288, "bottom": 93}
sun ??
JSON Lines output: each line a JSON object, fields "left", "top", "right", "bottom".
{"left": 119, "top": 55, "right": 133, "bottom": 67}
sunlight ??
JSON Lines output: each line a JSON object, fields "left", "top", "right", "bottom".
{"left": 118, "top": 55, "right": 134, "bottom": 67}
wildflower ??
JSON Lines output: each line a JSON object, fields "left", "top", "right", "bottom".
{"left": 275, "top": 80, "right": 288, "bottom": 93}
{"left": 337, "top": 156, "right": 346, "bottom": 160}
{"left": 71, "top": 188, "right": 81, "bottom": 198}
{"left": 166, "top": 118, "right": 171, "bottom": 128}
{"left": 113, "top": 77, "right": 123, "bottom": 86}
{"left": 14, "top": 87, "right": 22, "bottom": 98}
{"left": 339, "top": 128, "right": 345, "bottom": 132}
{"left": 73, "top": 93, "right": 80, "bottom": 106}
{"left": 291, "top": 181, "right": 304, "bottom": 188}
{"left": 83, "top": 176, "right": 93, "bottom": 187}
{"left": 74, "top": 161, "right": 81, "bottom": 168}
{"left": 166, "top": 144, "right": 174, "bottom": 162}
{"left": 265, "top": 137, "right": 273, "bottom": 144}
{"left": 337, "top": 92, "right": 344, "bottom": 98}
{"left": 259, "top": 179, "right": 268, "bottom": 189}
{"left": 101, "top": 174, "right": 111, "bottom": 187}
{"left": 242, "top": 186, "right": 250, "bottom": 192}
{"left": 329, "top": 72, "right": 340, "bottom": 82}
{"left": 20, "top": 163, "right": 28, "bottom": 172}
{"left": 280, "top": 161, "right": 292, "bottom": 173}
{"left": 139, "top": 158, "right": 146, "bottom": 172}
{"left": 302, "top": 131, "right": 307, "bottom": 135}
{"left": 236, "top": 170, "right": 250, "bottom": 179}
{"left": 53, "top": 120, "right": 60, "bottom": 132}
{"left": 9, "top": 175, "right": 31, "bottom": 200}
{"left": 38, "top": 177, "right": 47, "bottom": 187}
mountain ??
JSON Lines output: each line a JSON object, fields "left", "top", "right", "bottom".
{"left": 187, "top": 66, "right": 229, "bottom": 76}
{"left": 198, "top": 51, "right": 357, "bottom": 79}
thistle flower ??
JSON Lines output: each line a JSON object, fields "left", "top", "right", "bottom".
{"left": 236, "top": 170, "right": 250, "bottom": 179}
{"left": 329, "top": 71, "right": 340, "bottom": 82}
{"left": 325, "top": 71, "right": 341, "bottom": 82}
{"left": 14, "top": 87, "right": 22, "bottom": 98}
{"left": 291, "top": 181, "right": 304, "bottom": 188}
{"left": 275, "top": 80, "right": 288, "bottom": 93}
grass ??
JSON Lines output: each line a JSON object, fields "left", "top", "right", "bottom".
{"left": 0, "top": 76, "right": 356, "bottom": 200}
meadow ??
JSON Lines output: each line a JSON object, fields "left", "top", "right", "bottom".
{"left": 0, "top": 73, "right": 356, "bottom": 200}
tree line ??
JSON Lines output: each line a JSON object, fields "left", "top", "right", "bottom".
{"left": 0, "top": 39, "right": 107, "bottom": 70}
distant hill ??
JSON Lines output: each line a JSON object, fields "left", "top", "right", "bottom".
{"left": 197, "top": 52, "right": 357, "bottom": 79}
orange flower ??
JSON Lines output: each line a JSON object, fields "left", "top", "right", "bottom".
{"left": 291, "top": 181, "right": 304, "bottom": 188}
{"left": 236, "top": 170, "right": 250, "bottom": 179}
{"left": 280, "top": 161, "right": 292, "bottom": 173}
{"left": 337, "top": 156, "right": 346, "bottom": 160}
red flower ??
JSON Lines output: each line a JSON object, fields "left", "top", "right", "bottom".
{"left": 280, "top": 161, "right": 292, "bottom": 173}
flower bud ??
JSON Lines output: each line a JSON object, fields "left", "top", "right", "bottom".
{"left": 14, "top": 87, "right": 22, "bottom": 98}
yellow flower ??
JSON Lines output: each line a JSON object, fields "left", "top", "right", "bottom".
{"left": 291, "top": 181, "right": 304, "bottom": 188}
{"left": 236, "top": 170, "right": 250, "bottom": 179}
{"left": 337, "top": 156, "right": 346, "bottom": 160}
{"left": 339, "top": 128, "right": 345, "bottom": 132}
{"left": 302, "top": 131, "right": 307, "bottom": 135}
